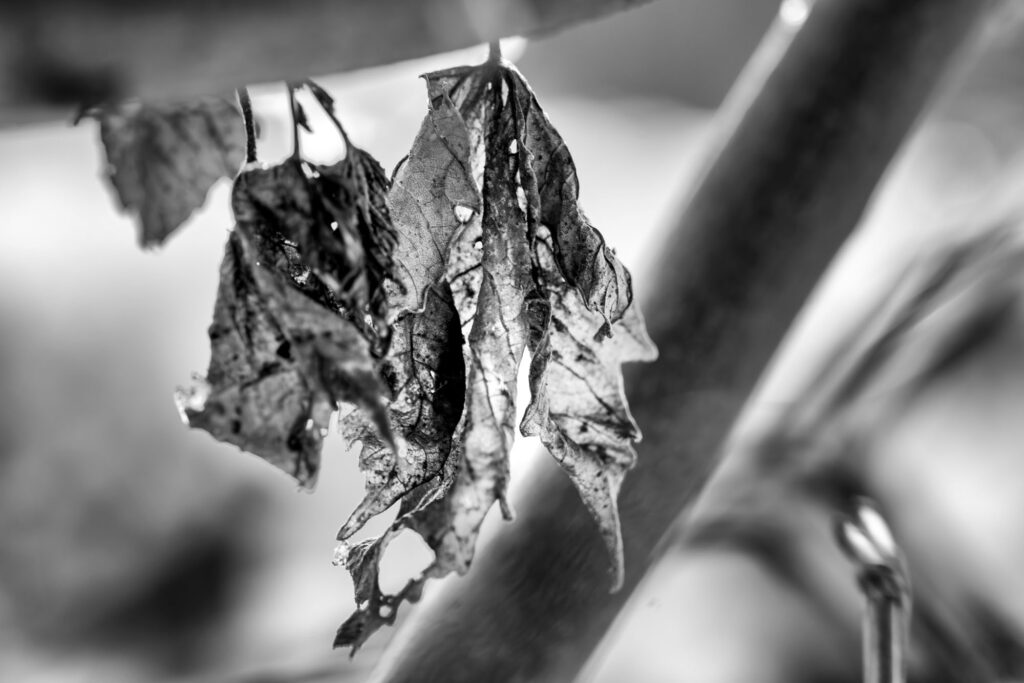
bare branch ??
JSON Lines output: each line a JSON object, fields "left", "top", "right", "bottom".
{"left": 368, "top": 0, "right": 1001, "bottom": 681}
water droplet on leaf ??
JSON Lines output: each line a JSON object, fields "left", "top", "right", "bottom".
{"left": 333, "top": 541, "right": 351, "bottom": 567}
{"left": 173, "top": 375, "right": 211, "bottom": 425}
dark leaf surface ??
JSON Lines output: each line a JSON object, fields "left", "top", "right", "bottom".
{"left": 231, "top": 151, "right": 397, "bottom": 350}
{"left": 316, "top": 148, "right": 398, "bottom": 335}
{"left": 290, "top": 83, "right": 399, "bottom": 339}
{"left": 338, "top": 286, "right": 465, "bottom": 539}
{"left": 89, "top": 97, "right": 244, "bottom": 247}
{"left": 232, "top": 161, "right": 393, "bottom": 435}
{"left": 179, "top": 155, "right": 396, "bottom": 488}
{"left": 175, "top": 232, "right": 333, "bottom": 486}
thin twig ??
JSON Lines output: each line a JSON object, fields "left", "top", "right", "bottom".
{"left": 286, "top": 82, "right": 302, "bottom": 159}
{"left": 836, "top": 500, "right": 911, "bottom": 683}
{"left": 236, "top": 87, "right": 257, "bottom": 163}
{"left": 305, "top": 79, "right": 352, "bottom": 150}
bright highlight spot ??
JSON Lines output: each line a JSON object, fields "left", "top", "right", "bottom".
{"left": 779, "top": 0, "right": 810, "bottom": 27}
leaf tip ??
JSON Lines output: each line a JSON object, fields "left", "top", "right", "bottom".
{"left": 499, "top": 495, "right": 515, "bottom": 522}
{"left": 608, "top": 561, "right": 625, "bottom": 594}
{"left": 172, "top": 375, "right": 210, "bottom": 426}
{"left": 604, "top": 515, "right": 626, "bottom": 594}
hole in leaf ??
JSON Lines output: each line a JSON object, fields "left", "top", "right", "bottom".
{"left": 377, "top": 530, "right": 433, "bottom": 596}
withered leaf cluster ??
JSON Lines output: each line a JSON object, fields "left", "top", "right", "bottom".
{"left": 175, "top": 85, "right": 399, "bottom": 489}
{"left": 86, "top": 97, "right": 245, "bottom": 246}
{"left": 92, "top": 68, "right": 656, "bottom": 653}
{"left": 334, "top": 60, "right": 656, "bottom": 651}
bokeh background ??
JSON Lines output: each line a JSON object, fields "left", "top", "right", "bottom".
{"left": 4, "top": 0, "right": 1024, "bottom": 681}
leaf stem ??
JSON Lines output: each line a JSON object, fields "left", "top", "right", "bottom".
{"left": 835, "top": 500, "right": 910, "bottom": 683}
{"left": 862, "top": 579, "right": 906, "bottom": 683}
{"left": 304, "top": 79, "right": 353, "bottom": 151}
{"left": 488, "top": 40, "right": 502, "bottom": 63}
{"left": 236, "top": 87, "right": 257, "bottom": 163}
{"left": 287, "top": 82, "right": 302, "bottom": 159}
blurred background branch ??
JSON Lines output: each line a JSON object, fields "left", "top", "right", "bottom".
{"left": 369, "top": 0, "right": 1001, "bottom": 681}
{"left": 0, "top": 0, "right": 653, "bottom": 125}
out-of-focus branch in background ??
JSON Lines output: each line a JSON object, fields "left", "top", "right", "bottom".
{"left": 368, "top": 1, "right": 1001, "bottom": 681}
{"left": 0, "top": 0, "right": 652, "bottom": 125}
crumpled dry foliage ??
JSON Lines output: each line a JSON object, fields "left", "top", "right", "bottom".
{"left": 177, "top": 93, "right": 401, "bottom": 489}
{"left": 334, "top": 60, "right": 655, "bottom": 651}
{"left": 87, "top": 97, "right": 245, "bottom": 247}
{"left": 176, "top": 231, "right": 334, "bottom": 485}
{"left": 100, "top": 70, "right": 657, "bottom": 653}
{"left": 338, "top": 286, "right": 466, "bottom": 540}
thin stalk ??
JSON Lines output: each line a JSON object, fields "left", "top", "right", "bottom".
{"left": 835, "top": 501, "right": 910, "bottom": 683}
{"left": 287, "top": 82, "right": 302, "bottom": 159}
{"left": 304, "top": 79, "right": 352, "bottom": 151}
{"left": 863, "top": 581, "right": 905, "bottom": 683}
{"left": 236, "top": 87, "right": 257, "bottom": 164}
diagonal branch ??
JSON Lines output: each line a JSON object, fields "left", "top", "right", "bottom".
{"left": 368, "top": 0, "right": 1000, "bottom": 681}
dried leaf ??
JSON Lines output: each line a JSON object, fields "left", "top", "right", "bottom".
{"left": 516, "top": 78, "right": 635, "bottom": 331}
{"left": 300, "top": 150, "right": 397, "bottom": 339}
{"left": 520, "top": 227, "right": 657, "bottom": 589}
{"left": 425, "top": 69, "right": 532, "bottom": 570}
{"left": 335, "top": 418, "right": 471, "bottom": 650}
{"left": 175, "top": 232, "right": 333, "bottom": 485}
{"left": 338, "top": 285, "right": 465, "bottom": 538}
{"left": 88, "top": 97, "right": 244, "bottom": 247}
{"left": 387, "top": 67, "right": 485, "bottom": 314}
{"left": 323, "top": 147, "right": 398, "bottom": 334}
{"left": 396, "top": 429, "right": 470, "bottom": 573}
{"left": 251, "top": 254, "right": 392, "bottom": 445}
{"left": 510, "top": 69, "right": 657, "bottom": 587}
{"left": 294, "top": 79, "right": 399, "bottom": 334}
{"left": 232, "top": 154, "right": 397, "bottom": 351}
{"left": 178, "top": 158, "right": 396, "bottom": 487}
{"left": 334, "top": 59, "right": 656, "bottom": 649}
{"left": 333, "top": 425, "right": 467, "bottom": 651}
{"left": 408, "top": 65, "right": 656, "bottom": 586}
